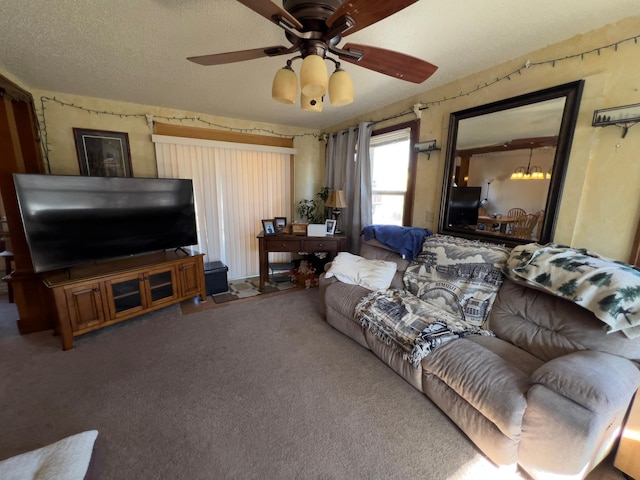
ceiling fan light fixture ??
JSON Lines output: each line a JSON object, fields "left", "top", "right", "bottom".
{"left": 271, "top": 65, "right": 298, "bottom": 104}
{"left": 328, "top": 67, "right": 354, "bottom": 106}
{"left": 300, "top": 54, "right": 328, "bottom": 98}
{"left": 301, "top": 93, "right": 323, "bottom": 112}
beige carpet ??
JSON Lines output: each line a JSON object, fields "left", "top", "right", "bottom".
{"left": 0, "top": 289, "right": 625, "bottom": 480}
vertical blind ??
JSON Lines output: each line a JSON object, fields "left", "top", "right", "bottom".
{"left": 152, "top": 134, "right": 294, "bottom": 280}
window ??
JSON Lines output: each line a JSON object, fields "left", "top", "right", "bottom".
{"left": 370, "top": 120, "right": 419, "bottom": 225}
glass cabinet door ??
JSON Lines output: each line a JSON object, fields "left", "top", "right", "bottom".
{"left": 108, "top": 274, "right": 144, "bottom": 316}
{"left": 146, "top": 267, "right": 177, "bottom": 306}
{"left": 105, "top": 265, "right": 178, "bottom": 319}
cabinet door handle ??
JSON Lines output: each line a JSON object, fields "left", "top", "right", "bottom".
{"left": 93, "top": 287, "right": 100, "bottom": 292}
{"left": 281, "top": 243, "right": 287, "bottom": 248}
{"left": 318, "top": 243, "right": 324, "bottom": 248}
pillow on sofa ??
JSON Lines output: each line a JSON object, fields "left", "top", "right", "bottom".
{"left": 0, "top": 430, "right": 98, "bottom": 480}
{"left": 403, "top": 235, "right": 511, "bottom": 327}
{"left": 325, "top": 252, "right": 396, "bottom": 290}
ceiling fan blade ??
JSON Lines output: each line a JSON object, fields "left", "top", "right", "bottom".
{"left": 338, "top": 43, "right": 437, "bottom": 84}
{"left": 327, "top": 0, "right": 419, "bottom": 36}
{"left": 187, "top": 46, "right": 293, "bottom": 66}
{"left": 236, "top": 0, "right": 303, "bottom": 30}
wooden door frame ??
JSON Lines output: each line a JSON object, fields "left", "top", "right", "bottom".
{"left": 0, "top": 74, "right": 55, "bottom": 333}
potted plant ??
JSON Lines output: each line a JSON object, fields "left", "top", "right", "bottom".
{"left": 296, "top": 186, "right": 329, "bottom": 223}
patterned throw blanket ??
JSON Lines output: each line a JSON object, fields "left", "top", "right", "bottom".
{"left": 355, "top": 288, "right": 494, "bottom": 367}
{"left": 354, "top": 235, "right": 510, "bottom": 367}
{"left": 505, "top": 243, "right": 640, "bottom": 338}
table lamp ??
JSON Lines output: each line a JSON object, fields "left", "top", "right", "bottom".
{"left": 325, "top": 189, "right": 347, "bottom": 234}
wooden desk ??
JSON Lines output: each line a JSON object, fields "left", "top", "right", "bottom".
{"left": 477, "top": 215, "right": 519, "bottom": 234}
{"left": 257, "top": 232, "right": 348, "bottom": 290}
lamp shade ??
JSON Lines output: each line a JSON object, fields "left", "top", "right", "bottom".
{"left": 300, "top": 54, "right": 328, "bottom": 98}
{"left": 301, "top": 93, "right": 322, "bottom": 112}
{"left": 329, "top": 69, "right": 354, "bottom": 106}
{"left": 272, "top": 66, "right": 297, "bottom": 104}
{"left": 325, "top": 189, "right": 348, "bottom": 208}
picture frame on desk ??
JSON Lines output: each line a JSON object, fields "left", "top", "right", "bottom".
{"left": 262, "top": 219, "right": 277, "bottom": 235}
{"left": 325, "top": 219, "right": 336, "bottom": 235}
{"left": 274, "top": 217, "right": 287, "bottom": 232}
{"left": 73, "top": 128, "right": 132, "bottom": 177}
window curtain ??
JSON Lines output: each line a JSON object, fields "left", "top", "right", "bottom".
{"left": 325, "top": 122, "right": 374, "bottom": 253}
{"left": 153, "top": 134, "right": 293, "bottom": 280}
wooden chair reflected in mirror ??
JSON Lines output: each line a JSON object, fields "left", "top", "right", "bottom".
{"left": 509, "top": 213, "right": 541, "bottom": 240}
{"left": 507, "top": 208, "right": 527, "bottom": 218}
{"left": 506, "top": 208, "right": 527, "bottom": 235}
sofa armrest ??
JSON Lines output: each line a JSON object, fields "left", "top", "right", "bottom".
{"left": 318, "top": 272, "right": 338, "bottom": 315}
{"left": 531, "top": 350, "right": 640, "bottom": 413}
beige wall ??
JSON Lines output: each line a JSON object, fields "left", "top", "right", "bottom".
{"left": 327, "top": 16, "right": 640, "bottom": 261}
{"left": 4, "top": 16, "right": 640, "bottom": 260}
{"left": 28, "top": 89, "right": 323, "bottom": 219}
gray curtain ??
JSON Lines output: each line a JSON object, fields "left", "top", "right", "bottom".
{"left": 325, "top": 122, "right": 374, "bottom": 254}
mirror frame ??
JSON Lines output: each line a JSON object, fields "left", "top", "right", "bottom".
{"left": 438, "top": 80, "right": 585, "bottom": 247}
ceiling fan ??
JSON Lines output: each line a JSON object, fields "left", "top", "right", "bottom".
{"left": 187, "top": 0, "right": 438, "bottom": 108}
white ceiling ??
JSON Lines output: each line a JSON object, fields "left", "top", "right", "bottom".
{"left": 2, "top": 1, "right": 640, "bottom": 131}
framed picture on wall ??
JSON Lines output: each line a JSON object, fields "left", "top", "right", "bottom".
{"left": 73, "top": 128, "right": 133, "bottom": 177}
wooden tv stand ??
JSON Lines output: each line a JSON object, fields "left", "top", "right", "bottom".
{"left": 41, "top": 250, "right": 206, "bottom": 350}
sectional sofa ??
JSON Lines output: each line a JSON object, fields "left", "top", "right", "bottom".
{"left": 319, "top": 234, "right": 640, "bottom": 479}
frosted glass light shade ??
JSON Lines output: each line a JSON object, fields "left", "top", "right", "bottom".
{"left": 300, "top": 55, "right": 328, "bottom": 98}
{"left": 301, "top": 93, "right": 322, "bottom": 112}
{"left": 272, "top": 67, "right": 298, "bottom": 104}
{"left": 328, "top": 69, "right": 354, "bottom": 106}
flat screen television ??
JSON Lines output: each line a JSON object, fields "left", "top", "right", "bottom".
{"left": 448, "top": 186, "right": 482, "bottom": 227}
{"left": 13, "top": 174, "right": 198, "bottom": 273}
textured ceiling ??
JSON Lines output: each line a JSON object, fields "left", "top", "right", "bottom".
{"left": 2, "top": 0, "right": 640, "bottom": 130}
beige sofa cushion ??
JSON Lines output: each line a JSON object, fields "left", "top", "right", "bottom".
{"left": 489, "top": 278, "right": 640, "bottom": 364}
{"left": 422, "top": 338, "right": 530, "bottom": 440}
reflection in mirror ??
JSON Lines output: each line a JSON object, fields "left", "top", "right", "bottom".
{"left": 439, "top": 81, "right": 584, "bottom": 246}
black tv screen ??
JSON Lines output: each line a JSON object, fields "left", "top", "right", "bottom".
{"left": 448, "top": 186, "right": 482, "bottom": 227}
{"left": 13, "top": 174, "right": 198, "bottom": 273}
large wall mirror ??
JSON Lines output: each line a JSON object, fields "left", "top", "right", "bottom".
{"left": 438, "top": 80, "right": 584, "bottom": 246}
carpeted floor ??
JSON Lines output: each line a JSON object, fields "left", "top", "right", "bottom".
{"left": 0, "top": 289, "right": 625, "bottom": 480}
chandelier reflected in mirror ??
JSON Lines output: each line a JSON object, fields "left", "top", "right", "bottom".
{"left": 510, "top": 148, "right": 548, "bottom": 180}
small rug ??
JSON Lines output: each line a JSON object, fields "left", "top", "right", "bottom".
{"left": 180, "top": 274, "right": 314, "bottom": 315}
{"left": 211, "top": 276, "right": 299, "bottom": 304}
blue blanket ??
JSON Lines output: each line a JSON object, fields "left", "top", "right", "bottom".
{"left": 361, "top": 225, "right": 432, "bottom": 261}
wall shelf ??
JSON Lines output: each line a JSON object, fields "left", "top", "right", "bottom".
{"left": 592, "top": 103, "right": 640, "bottom": 138}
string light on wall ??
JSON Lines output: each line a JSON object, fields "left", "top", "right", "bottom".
{"left": 36, "top": 30, "right": 640, "bottom": 152}
{"left": 350, "top": 32, "right": 640, "bottom": 132}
